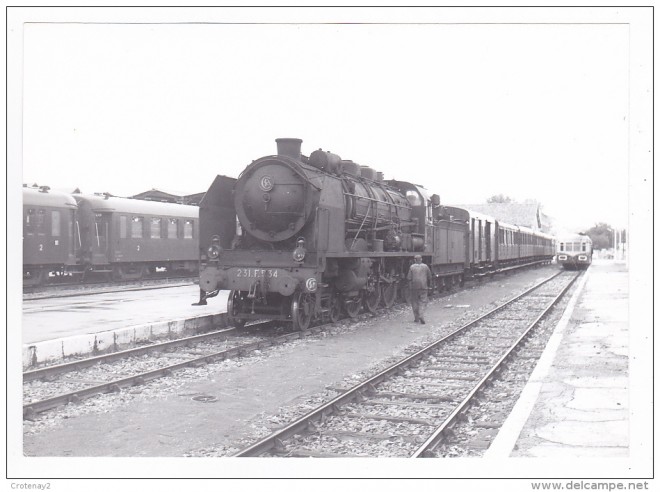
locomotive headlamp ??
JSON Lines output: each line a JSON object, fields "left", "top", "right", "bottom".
{"left": 208, "top": 235, "right": 222, "bottom": 260}
{"left": 292, "top": 238, "right": 306, "bottom": 262}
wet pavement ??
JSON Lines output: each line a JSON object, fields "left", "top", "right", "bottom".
{"left": 23, "top": 285, "right": 229, "bottom": 344}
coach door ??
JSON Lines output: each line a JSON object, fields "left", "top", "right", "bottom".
{"left": 485, "top": 221, "right": 491, "bottom": 262}
{"left": 92, "top": 212, "right": 110, "bottom": 262}
{"left": 70, "top": 209, "right": 77, "bottom": 258}
{"left": 471, "top": 218, "right": 477, "bottom": 262}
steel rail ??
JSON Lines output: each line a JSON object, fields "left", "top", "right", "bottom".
{"left": 22, "top": 322, "right": 319, "bottom": 419}
{"left": 233, "top": 270, "right": 567, "bottom": 457}
{"left": 23, "top": 325, "right": 246, "bottom": 382}
{"left": 411, "top": 270, "right": 581, "bottom": 457}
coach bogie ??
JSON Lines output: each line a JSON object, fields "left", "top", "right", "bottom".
{"left": 111, "top": 263, "right": 145, "bottom": 281}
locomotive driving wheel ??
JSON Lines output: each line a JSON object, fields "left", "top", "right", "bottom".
{"left": 342, "top": 295, "right": 362, "bottom": 318}
{"left": 363, "top": 279, "right": 381, "bottom": 314}
{"left": 380, "top": 280, "right": 398, "bottom": 308}
{"left": 227, "top": 290, "right": 247, "bottom": 329}
{"left": 399, "top": 281, "right": 412, "bottom": 305}
{"left": 329, "top": 294, "right": 341, "bottom": 323}
{"left": 291, "top": 291, "right": 314, "bottom": 331}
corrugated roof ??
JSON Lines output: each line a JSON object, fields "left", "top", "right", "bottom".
{"left": 131, "top": 188, "right": 205, "bottom": 205}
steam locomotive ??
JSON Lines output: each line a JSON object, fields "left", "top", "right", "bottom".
{"left": 196, "top": 139, "right": 555, "bottom": 329}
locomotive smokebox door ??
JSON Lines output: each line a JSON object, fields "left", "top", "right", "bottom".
{"left": 234, "top": 158, "right": 320, "bottom": 242}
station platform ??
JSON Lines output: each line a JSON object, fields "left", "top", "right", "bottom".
{"left": 22, "top": 285, "right": 229, "bottom": 369}
{"left": 485, "top": 259, "right": 629, "bottom": 458}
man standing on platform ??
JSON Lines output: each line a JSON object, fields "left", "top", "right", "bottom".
{"left": 407, "top": 254, "right": 432, "bottom": 324}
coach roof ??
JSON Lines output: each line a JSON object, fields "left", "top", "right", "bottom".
{"left": 74, "top": 194, "right": 198, "bottom": 218}
{"left": 23, "top": 187, "right": 78, "bottom": 209}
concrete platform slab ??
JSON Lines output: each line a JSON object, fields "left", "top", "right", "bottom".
{"left": 486, "top": 260, "right": 629, "bottom": 458}
{"left": 22, "top": 286, "right": 229, "bottom": 368}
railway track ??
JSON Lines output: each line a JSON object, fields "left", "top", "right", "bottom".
{"left": 22, "top": 265, "right": 561, "bottom": 424}
{"left": 22, "top": 320, "right": 314, "bottom": 419}
{"left": 233, "top": 270, "right": 580, "bottom": 457}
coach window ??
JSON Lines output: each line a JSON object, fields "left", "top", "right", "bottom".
{"left": 26, "top": 209, "right": 36, "bottom": 233}
{"left": 95, "top": 213, "right": 107, "bottom": 245}
{"left": 35, "top": 209, "right": 46, "bottom": 233}
{"left": 51, "top": 211, "right": 61, "bottom": 237}
{"left": 184, "top": 219, "right": 194, "bottom": 239}
{"left": 132, "top": 216, "right": 144, "bottom": 239}
{"left": 582, "top": 243, "right": 586, "bottom": 252}
{"left": 168, "top": 218, "right": 178, "bottom": 238}
{"left": 120, "top": 216, "right": 128, "bottom": 239}
{"left": 150, "top": 218, "right": 162, "bottom": 239}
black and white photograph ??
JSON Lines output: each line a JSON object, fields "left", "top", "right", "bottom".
{"left": 6, "top": 5, "right": 653, "bottom": 491}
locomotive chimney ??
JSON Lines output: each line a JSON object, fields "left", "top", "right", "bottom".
{"left": 275, "top": 138, "right": 303, "bottom": 159}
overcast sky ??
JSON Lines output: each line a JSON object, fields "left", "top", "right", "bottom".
{"left": 21, "top": 15, "right": 632, "bottom": 233}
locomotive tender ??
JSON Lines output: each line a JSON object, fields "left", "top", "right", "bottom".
{"left": 23, "top": 185, "right": 199, "bottom": 285}
{"left": 556, "top": 233, "right": 593, "bottom": 270}
{"left": 197, "top": 139, "right": 555, "bottom": 329}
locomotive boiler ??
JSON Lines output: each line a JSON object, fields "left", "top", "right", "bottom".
{"left": 197, "top": 138, "right": 468, "bottom": 329}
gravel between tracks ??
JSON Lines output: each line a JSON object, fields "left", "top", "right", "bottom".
{"left": 23, "top": 268, "right": 563, "bottom": 457}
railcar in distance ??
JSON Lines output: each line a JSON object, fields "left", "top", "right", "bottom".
{"left": 556, "top": 234, "right": 592, "bottom": 270}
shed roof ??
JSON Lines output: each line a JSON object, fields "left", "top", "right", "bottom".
{"left": 131, "top": 188, "right": 205, "bottom": 205}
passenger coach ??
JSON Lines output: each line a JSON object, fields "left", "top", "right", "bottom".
{"left": 23, "top": 186, "right": 79, "bottom": 285}
{"left": 74, "top": 194, "right": 199, "bottom": 280}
